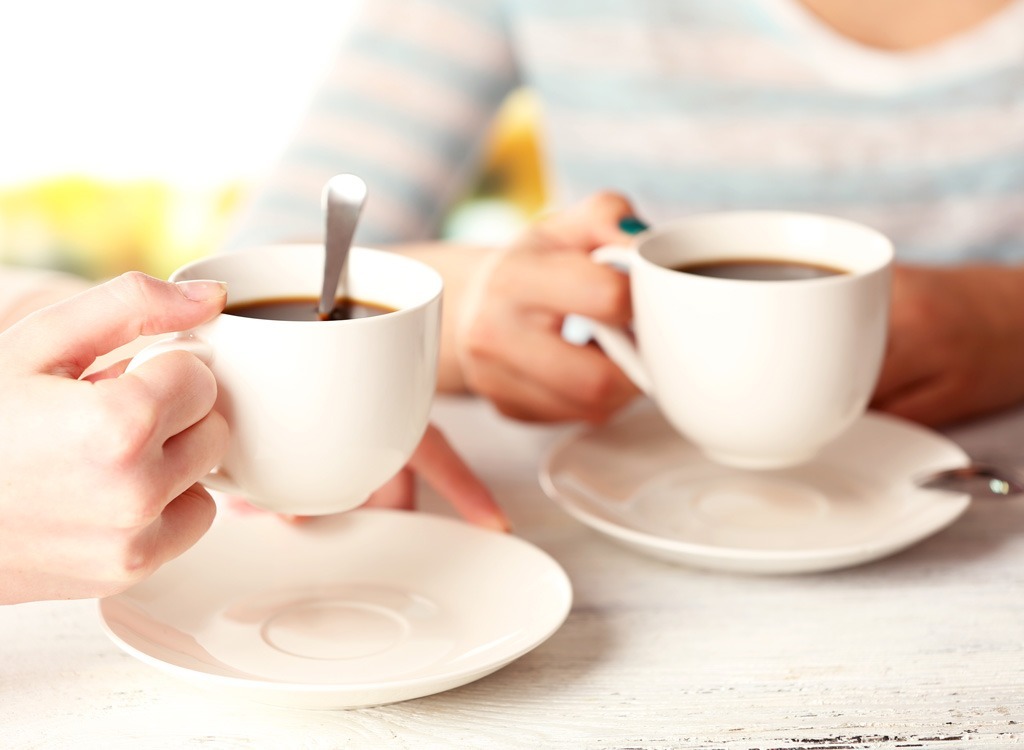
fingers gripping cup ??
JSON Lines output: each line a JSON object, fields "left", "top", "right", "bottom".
{"left": 587, "top": 211, "right": 893, "bottom": 469}
{"left": 130, "top": 243, "right": 442, "bottom": 515}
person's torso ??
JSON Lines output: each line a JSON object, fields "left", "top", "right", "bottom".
{"left": 504, "top": 0, "right": 1024, "bottom": 263}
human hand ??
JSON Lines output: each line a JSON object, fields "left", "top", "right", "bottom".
{"left": 456, "top": 191, "right": 643, "bottom": 423}
{"left": 362, "top": 423, "right": 510, "bottom": 531}
{"left": 0, "top": 272, "right": 229, "bottom": 604}
{"left": 871, "top": 263, "right": 1024, "bottom": 426}
{"left": 226, "top": 423, "right": 510, "bottom": 532}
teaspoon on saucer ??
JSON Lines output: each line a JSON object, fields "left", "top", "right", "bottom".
{"left": 915, "top": 462, "right": 1024, "bottom": 498}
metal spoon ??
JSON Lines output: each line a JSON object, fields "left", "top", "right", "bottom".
{"left": 318, "top": 174, "right": 368, "bottom": 320}
{"left": 915, "top": 462, "right": 1024, "bottom": 498}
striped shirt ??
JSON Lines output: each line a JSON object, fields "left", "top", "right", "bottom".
{"left": 224, "top": 0, "right": 1024, "bottom": 265}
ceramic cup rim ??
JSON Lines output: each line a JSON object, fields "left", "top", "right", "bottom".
{"left": 169, "top": 243, "right": 444, "bottom": 329}
{"left": 632, "top": 210, "right": 894, "bottom": 285}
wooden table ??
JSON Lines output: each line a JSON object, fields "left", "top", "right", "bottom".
{"left": 3, "top": 395, "right": 1024, "bottom": 748}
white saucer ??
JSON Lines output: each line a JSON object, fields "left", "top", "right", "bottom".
{"left": 98, "top": 509, "right": 572, "bottom": 709}
{"left": 540, "top": 402, "right": 971, "bottom": 574}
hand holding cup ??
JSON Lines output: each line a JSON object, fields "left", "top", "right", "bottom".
{"left": 131, "top": 243, "right": 442, "bottom": 516}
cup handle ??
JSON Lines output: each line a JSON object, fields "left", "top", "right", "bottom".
{"left": 583, "top": 245, "right": 654, "bottom": 395}
{"left": 125, "top": 332, "right": 213, "bottom": 372}
{"left": 125, "top": 334, "right": 245, "bottom": 496}
{"left": 195, "top": 468, "right": 245, "bottom": 497}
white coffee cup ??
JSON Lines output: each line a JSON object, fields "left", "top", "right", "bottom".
{"left": 587, "top": 211, "right": 893, "bottom": 469}
{"left": 130, "top": 243, "right": 442, "bottom": 515}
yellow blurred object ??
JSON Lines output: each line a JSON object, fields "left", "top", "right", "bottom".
{"left": 443, "top": 88, "right": 548, "bottom": 242}
{"left": 0, "top": 88, "right": 546, "bottom": 282}
{"left": 479, "top": 88, "right": 547, "bottom": 215}
{"left": 0, "top": 177, "right": 243, "bottom": 282}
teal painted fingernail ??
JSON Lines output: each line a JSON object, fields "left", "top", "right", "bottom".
{"left": 619, "top": 216, "right": 648, "bottom": 235}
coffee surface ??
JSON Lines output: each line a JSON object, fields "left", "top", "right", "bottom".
{"left": 224, "top": 296, "right": 395, "bottom": 321}
{"left": 673, "top": 258, "right": 847, "bottom": 281}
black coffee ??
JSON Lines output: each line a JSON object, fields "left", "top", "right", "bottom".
{"left": 224, "top": 296, "right": 396, "bottom": 321}
{"left": 673, "top": 258, "right": 847, "bottom": 281}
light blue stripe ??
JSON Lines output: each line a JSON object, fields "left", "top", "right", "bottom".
{"left": 240, "top": 192, "right": 323, "bottom": 233}
{"left": 221, "top": 201, "right": 323, "bottom": 252}
{"left": 304, "top": 90, "right": 481, "bottom": 167}
{"left": 502, "top": 0, "right": 783, "bottom": 34}
{"left": 346, "top": 29, "right": 519, "bottom": 102}
{"left": 255, "top": 155, "right": 447, "bottom": 242}
{"left": 554, "top": 150, "right": 1024, "bottom": 207}
{"left": 529, "top": 67, "right": 1024, "bottom": 117}
{"left": 425, "top": 0, "right": 509, "bottom": 29}
{"left": 238, "top": 193, "right": 423, "bottom": 247}
{"left": 899, "top": 242, "right": 1024, "bottom": 264}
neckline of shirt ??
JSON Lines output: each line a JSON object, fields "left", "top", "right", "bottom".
{"left": 763, "top": 0, "right": 1024, "bottom": 93}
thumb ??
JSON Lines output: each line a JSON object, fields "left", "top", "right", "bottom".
{"left": 4, "top": 271, "right": 227, "bottom": 377}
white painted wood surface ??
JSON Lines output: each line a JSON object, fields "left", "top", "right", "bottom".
{"left": 3, "top": 394, "right": 1024, "bottom": 749}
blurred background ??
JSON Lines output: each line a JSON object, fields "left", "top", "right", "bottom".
{"left": 0, "top": 0, "right": 544, "bottom": 284}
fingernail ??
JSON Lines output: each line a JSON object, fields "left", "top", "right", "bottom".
{"left": 618, "top": 216, "right": 649, "bottom": 235}
{"left": 176, "top": 279, "right": 228, "bottom": 301}
{"left": 487, "top": 515, "right": 513, "bottom": 534}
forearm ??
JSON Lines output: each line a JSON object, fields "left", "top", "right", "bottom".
{"left": 876, "top": 261, "right": 1024, "bottom": 426}
{"left": 956, "top": 263, "right": 1024, "bottom": 367}
{"left": 384, "top": 241, "right": 493, "bottom": 393}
